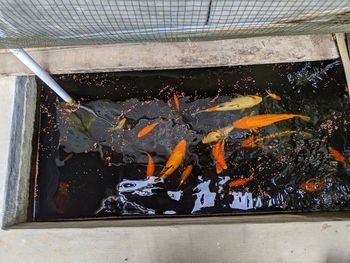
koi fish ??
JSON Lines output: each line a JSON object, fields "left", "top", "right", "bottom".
{"left": 228, "top": 177, "right": 253, "bottom": 188}
{"left": 196, "top": 95, "right": 262, "bottom": 113}
{"left": 233, "top": 114, "right": 310, "bottom": 129}
{"left": 174, "top": 94, "right": 180, "bottom": 111}
{"left": 212, "top": 140, "right": 227, "bottom": 174}
{"left": 329, "top": 146, "right": 347, "bottom": 167}
{"left": 109, "top": 117, "right": 126, "bottom": 131}
{"left": 202, "top": 126, "right": 234, "bottom": 144}
{"left": 266, "top": 90, "right": 281, "bottom": 101}
{"left": 137, "top": 122, "right": 159, "bottom": 138}
{"left": 54, "top": 182, "right": 70, "bottom": 213}
{"left": 299, "top": 178, "right": 324, "bottom": 192}
{"left": 241, "top": 130, "right": 313, "bottom": 148}
{"left": 159, "top": 139, "right": 187, "bottom": 180}
{"left": 63, "top": 153, "right": 74, "bottom": 162}
{"left": 142, "top": 152, "right": 155, "bottom": 177}
{"left": 177, "top": 165, "right": 193, "bottom": 190}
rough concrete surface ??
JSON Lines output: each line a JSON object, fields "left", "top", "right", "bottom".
{"left": 0, "top": 221, "right": 350, "bottom": 263}
{"left": 1, "top": 76, "right": 36, "bottom": 227}
{"left": 0, "top": 34, "right": 339, "bottom": 75}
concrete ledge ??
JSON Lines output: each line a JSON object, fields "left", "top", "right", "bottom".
{"left": 1, "top": 220, "right": 350, "bottom": 263}
{"left": 0, "top": 34, "right": 339, "bottom": 75}
{"left": 0, "top": 76, "right": 36, "bottom": 228}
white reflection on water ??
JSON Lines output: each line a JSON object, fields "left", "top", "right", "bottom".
{"left": 118, "top": 177, "right": 160, "bottom": 197}
{"left": 230, "top": 192, "right": 263, "bottom": 210}
{"left": 191, "top": 178, "right": 216, "bottom": 213}
{"left": 168, "top": 191, "right": 182, "bottom": 201}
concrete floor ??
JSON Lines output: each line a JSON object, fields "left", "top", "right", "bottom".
{"left": 1, "top": 35, "right": 350, "bottom": 262}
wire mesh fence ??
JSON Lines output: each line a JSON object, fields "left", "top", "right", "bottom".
{"left": 0, "top": 0, "right": 349, "bottom": 48}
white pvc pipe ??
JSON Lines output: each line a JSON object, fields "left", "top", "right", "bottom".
{"left": 9, "top": 48, "right": 75, "bottom": 104}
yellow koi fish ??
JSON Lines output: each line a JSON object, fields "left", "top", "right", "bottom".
{"left": 202, "top": 125, "right": 234, "bottom": 144}
{"left": 159, "top": 139, "right": 187, "bottom": 180}
{"left": 109, "top": 117, "right": 126, "bottom": 131}
{"left": 196, "top": 95, "right": 262, "bottom": 114}
{"left": 242, "top": 130, "right": 312, "bottom": 148}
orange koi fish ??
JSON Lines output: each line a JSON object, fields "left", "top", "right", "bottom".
{"left": 63, "top": 153, "right": 74, "bottom": 162}
{"left": 233, "top": 114, "right": 310, "bottom": 130}
{"left": 212, "top": 140, "right": 227, "bottom": 174}
{"left": 173, "top": 94, "right": 180, "bottom": 111}
{"left": 137, "top": 122, "right": 159, "bottom": 138}
{"left": 329, "top": 146, "right": 347, "bottom": 167}
{"left": 299, "top": 178, "right": 324, "bottom": 192}
{"left": 266, "top": 90, "right": 281, "bottom": 101}
{"left": 228, "top": 177, "right": 253, "bottom": 188}
{"left": 177, "top": 165, "right": 193, "bottom": 190}
{"left": 142, "top": 152, "right": 155, "bottom": 177}
{"left": 241, "top": 130, "right": 312, "bottom": 148}
{"left": 159, "top": 139, "right": 187, "bottom": 180}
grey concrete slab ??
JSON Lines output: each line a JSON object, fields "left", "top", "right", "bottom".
{"left": 0, "top": 76, "right": 36, "bottom": 228}
{"left": 0, "top": 34, "right": 339, "bottom": 75}
{"left": 1, "top": 220, "right": 350, "bottom": 263}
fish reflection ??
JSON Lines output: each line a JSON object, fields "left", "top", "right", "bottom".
{"left": 241, "top": 130, "right": 312, "bottom": 148}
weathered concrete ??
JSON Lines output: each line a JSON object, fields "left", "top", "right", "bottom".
{"left": 1, "top": 220, "right": 350, "bottom": 263}
{"left": 0, "top": 76, "right": 36, "bottom": 228}
{"left": 0, "top": 34, "right": 339, "bottom": 75}
{"left": 0, "top": 76, "right": 16, "bottom": 226}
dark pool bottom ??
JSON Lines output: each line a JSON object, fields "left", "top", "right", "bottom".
{"left": 33, "top": 59, "right": 350, "bottom": 221}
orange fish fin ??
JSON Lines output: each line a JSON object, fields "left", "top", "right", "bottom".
{"left": 298, "top": 115, "right": 310, "bottom": 122}
{"left": 216, "top": 163, "right": 224, "bottom": 174}
{"left": 176, "top": 180, "right": 184, "bottom": 190}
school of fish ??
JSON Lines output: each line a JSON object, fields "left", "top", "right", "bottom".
{"left": 103, "top": 92, "right": 347, "bottom": 192}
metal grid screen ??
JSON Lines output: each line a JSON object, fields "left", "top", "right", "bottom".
{"left": 0, "top": 0, "right": 350, "bottom": 48}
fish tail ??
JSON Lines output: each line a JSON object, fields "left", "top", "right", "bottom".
{"left": 153, "top": 177, "right": 162, "bottom": 184}
{"left": 301, "top": 132, "right": 313, "bottom": 139}
{"left": 176, "top": 180, "right": 184, "bottom": 190}
{"left": 193, "top": 109, "right": 207, "bottom": 115}
{"left": 266, "top": 90, "right": 272, "bottom": 97}
{"left": 216, "top": 163, "right": 224, "bottom": 174}
{"left": 297, "top": 115, "right": 311, "bottom": 122}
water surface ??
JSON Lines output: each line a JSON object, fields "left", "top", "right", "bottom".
{"left": 34, "top": 60, "right": 350, "bottom": 220}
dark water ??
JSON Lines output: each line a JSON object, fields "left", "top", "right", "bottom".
{"left": 33, "top": 60, "right": 350, "bottom": 221}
